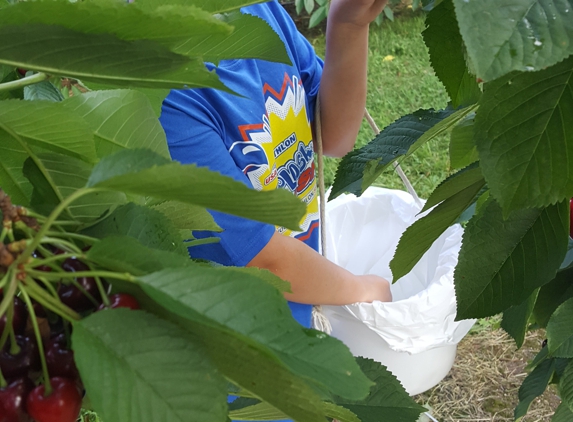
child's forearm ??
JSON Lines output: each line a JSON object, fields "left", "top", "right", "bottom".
{"left": 318, "top": 0, "right": 388, "bottom": 157}
{"left": 247, "top": 232, "right": 391, "bottom": 305}
{"left": 319, "top": 20, "right": 370, "bottom": 157}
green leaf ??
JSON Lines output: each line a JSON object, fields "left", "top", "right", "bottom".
{"left": 229, "top": 400, "right": 362, "bottom": 422}
{"left": 533, "top": 267, "right": 573, "bottom": 328}
{"left": 309, "top": 6, "right": 328, "bottom": 28}
{"left": 193, "top": 322, "right": 327, "bottom": 422}
{"left": 86, "top": 236, "right": 191, "bottom": 276}
{"left": 0, "top": 99, "right": 96, "bottom": 162}
{"left": 0, "top": 0, "right": 232, "bottom": 47}
{"left": 455, "top": 199, "right": 569, "bottom": 319}
{"left": 23, "top": 153, "right": 125, "bottom": 222}
{"left": 23, "top": 80, "right": 65, "bottom": 102}
{"left": 547, "top": 297, "right": 573, "bottom": 358}
{"left": 383, "top": 5, "right": 394, "bottom": 21}
{"left": 514, "top": 359, "right": 555, "bottom": 419}
{"left": 142, "top": 0, "right": 267, "bottom": 14}
{"left": 553, "top": 402, "right": 573, "bottom": 421}
{"left": 449, "top": 113, "right": 478, "bottom": 169}
{"left": 560, "top": 360, "right": 573, "bottom": 412}
{"left": 453, "top": 0, "right": 573, "bottom": 81}
{"left": 172, "top": 12, "right": 291, "bottom": 65}
{"left": 126, "top": 284, "right": 332, "bottom": 422}
{"left": 0, "top": 1, "right": 289, "bottom": 65}
{"left": 528, "top": 344, "right": 550, "bottom": 371}
{"left": 421, "top": 163, "right": 483, "bottom": 212}
{"left": 423, "top": 0, "right": 480, "bottom": 107}
{"left": 216, "top": 266, "right": 292, "bottom": 293}
{"left": 501, "top": 289, "right": 539, "bottom": 349}
{"left": 137, "top": 267, "right": 373, "bottom": 401}
{"left": 72, "top": 309, "right": 228, "bottom": 422}
{"left": 152, "top": 201, "right": 221, "bottom": 232}
{"left": 0, "top": 24, "right": 230, "bottom": 90}
{"left": 334, "top": 358, "right": 426, "bottom": 422}
{"left": 330, "top": 106, "right": 475, "bottom": 199}
{"left": 229, "top": 401, "right": 288, "bottom": 421}
{"left": 81, "top": 203, "right": 187, "bottom": 256}
{"left": 87, "top": 149, "right": 306, "bottom": 231}
{"left": 62, "top": 90, "right": 170, "bottom": 159}
{"left": 475, "top": 56, "right": 573, "bottom": 214}
{"left": 390, "top": 176, "right": 485, "bottom": 282}
{"left": 0, "top": 128, "right": 32, "bottom": 206}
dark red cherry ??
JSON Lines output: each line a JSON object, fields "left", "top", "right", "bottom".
{"left": 0, "top": 336, "right": 40, "bottom": 380}
{"left": 45, "top": 334, "right": 78, "bottom": 380}
{"left": 0, "top": 377, "right": 34, "bottom": 422}
{"left": 26, "top": 377, "right": 82, "bottom": 422}
{"left": 57, "top": 258, "right": 100, "bottom": 312}
{"left": 0, "top": 297, "right": 28, "bottom": 337}
{"left": 97, "top": 293, "right": 140, "bottom": 311}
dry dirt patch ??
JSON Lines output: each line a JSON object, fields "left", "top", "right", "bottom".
{"left": 416, "top": 324, "right": 561, "bottom": 422}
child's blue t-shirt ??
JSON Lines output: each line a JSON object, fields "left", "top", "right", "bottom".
{"left": 160, "top": 1, "right": 323, "bottom": 330}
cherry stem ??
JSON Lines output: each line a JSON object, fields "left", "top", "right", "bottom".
{"left": 40, "top": 237, "right": 82, "bottom": 255}
{"left": 0, "top": 368, "right": 6, "bottom": 388}
{"left": 0, "top": 226, "right": 7, "bottom": 243}
{"left": 0, "top": 300, "right": 12, "bottom": 350}
{"left": 20, "top": 209, "right": 47, "bottom": 222}
{"left": 6, "top": 227, "right": 15, "bottom": 243}
{"left": 31, "top": 252, "right": 77, "bottom": 268}
{"left": 0, "top": 72, "right": 49, "bottom": 93}
{"left": 24, "top": 278, "right": 80, "bottom": 322}
{"left": 19, "top": 286, "right": 52, "bottom": 395}
{"left": 8, "top": 320, "right": 20, "bottom": 355}
{"left": 17, "top": 188, "right": 95, "bottom": 265}
{"left": 27, "top": 269, "right": 136, "bottom": 283}
{"left": 94, "top": 276, "right": 110, "bottom": 307}
{"left": 33, "top": 276, "right": 60, "bottom": 298}
{"left": 0, "top": 271, "right": 17, "bottom": 328}
{"left": 46, "top": 231, "right": 99, "bottom": 245}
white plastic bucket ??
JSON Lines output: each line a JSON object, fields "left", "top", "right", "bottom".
{"left": 322, "top": 187, "right": 475, "bottom": 395}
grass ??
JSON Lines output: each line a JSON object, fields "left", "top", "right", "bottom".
{"left": 307, "top": 11, "right": 451, "bottom": 199}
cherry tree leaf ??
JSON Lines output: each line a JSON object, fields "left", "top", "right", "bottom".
{"left": 73, "top": 309, "right": 228, "bottom": 422}
{"left": 87, "top": 149, "right": 306, "bottom": 231}
{"left": 547, "top": 297, "right": 573, "bottom": 358}
{"left": 330, "top": 107, "right": 473, "bottom": 199}
{"left": 137, "top": 267, "right": 374, "bottom": 401}
{"left": 62, "top": 90, "right": 170, "bottom": 159}
{"left": 455, "top": 199, "right": 568, "bottom": 319}
{"left": 423, "top": 0, "right": 481, "bottom": 107}
{"left": 454, "top": 0, "right": 573, "bottom": 81}
{"left": 475, "top": 56, "right": 573, "bottom": 214}
{"left": 0, "top": 24, "right": 229, "bottom": 90}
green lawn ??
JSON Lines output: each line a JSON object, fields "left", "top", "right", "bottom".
{"left": 308, "top": 12, "right": 451, "bottom": 199}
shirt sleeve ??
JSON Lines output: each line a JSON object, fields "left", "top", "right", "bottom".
{"left": 160, "top": 90, "right": 276, "bottom": 267}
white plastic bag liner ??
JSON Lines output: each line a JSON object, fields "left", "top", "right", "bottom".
{"left": 321, "top": 187, "right": 475, "bottom": 355}
{"left": 320, "top": 187, "right": 475, "bottom": 394}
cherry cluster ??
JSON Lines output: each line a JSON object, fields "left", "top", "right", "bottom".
{"left": 0, "top": 190, "right": 141, "bottom": 422}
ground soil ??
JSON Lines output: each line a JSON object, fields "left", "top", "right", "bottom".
{"left": 415, "top": 324, "right": 561, "bottom": 421}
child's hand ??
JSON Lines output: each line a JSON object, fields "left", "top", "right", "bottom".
{"left": 329, "top": 0, "right": 389, "bottom": 28}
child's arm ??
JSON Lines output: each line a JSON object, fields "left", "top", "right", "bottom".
{"left": 318, "top": 0, "right": 388, "bottom": 157}
{"left": 248, "top": 232, "right": 392, "bottom": 304}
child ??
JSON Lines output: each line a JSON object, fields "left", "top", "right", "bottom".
{"left": 160, "top": 0, "right": 391, "bottom": 331}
